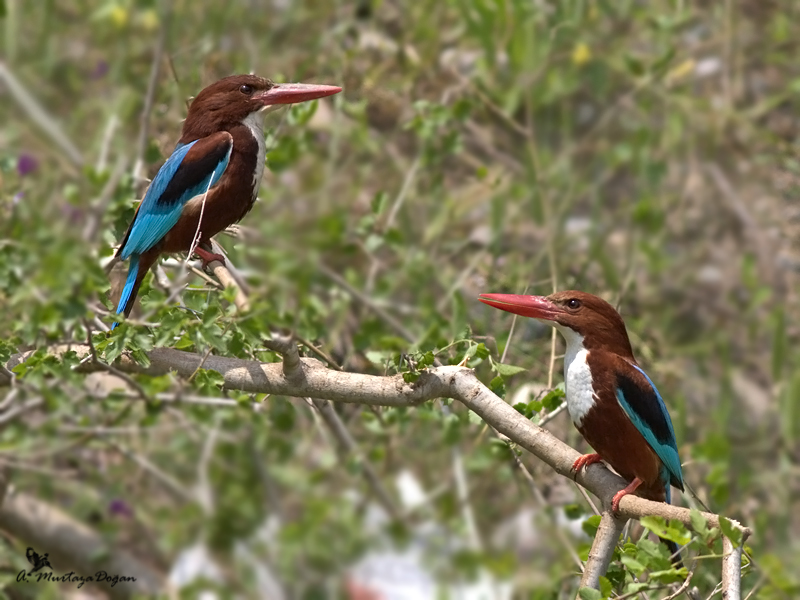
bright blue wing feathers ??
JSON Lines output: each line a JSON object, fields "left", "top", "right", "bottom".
{"left": 615, "top": 364, "right": 683, "bottom": 491}
{"left": 119, "top": 136, "right": 232, "bottom": 258}
{"left": 112, "top": 133, "right": 232, "bottom": 326}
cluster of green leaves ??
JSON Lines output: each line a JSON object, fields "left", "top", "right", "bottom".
{"left": 514, "top": 385, "right": 566, "bottom": 421}
{"left": 578, "top": 510, "right": 753, "bottom": 600}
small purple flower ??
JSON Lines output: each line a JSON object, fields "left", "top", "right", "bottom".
{"left": 60, "top": 204, "right": 84, "bottom": 223}
{"left": 17, "top": 154, "right": 38, "bottom": 177}
{"left": 91, "top": 60, "right": 109, "bottom": 80}
{"left": 109, "top": 499, "right": 133, "bottom": 518}
{"left": 12, "top": 192, "right": 24, "bottom": 205}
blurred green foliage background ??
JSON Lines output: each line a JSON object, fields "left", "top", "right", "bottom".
{"left": 1, "top": 0, "right": 799, "bottom": 598}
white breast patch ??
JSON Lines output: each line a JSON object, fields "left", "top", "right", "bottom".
{"left": 554, "top": 325, "right": 596, "bottom": 427}
{"left": 242, "top": 110, "right": 267, "bottom": 195}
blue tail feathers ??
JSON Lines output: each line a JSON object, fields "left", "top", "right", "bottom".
{"left": 112, "top": 254, "right": 140, "bottom": 329}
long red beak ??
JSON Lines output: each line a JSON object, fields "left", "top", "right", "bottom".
{"left": 478, "top": 294, "right": 562, "bottom": 321}
{"left": 256, "top": 82, "right": 342, "bottom": 105}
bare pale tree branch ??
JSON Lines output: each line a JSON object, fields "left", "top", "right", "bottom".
{"left": 2, "top": 345, "right": 751, "bottom": 531}
{"left": 579, "top": 512, "right": 625, "bottom": 590}
{"left": 2, "top": 343, "right": 752, "bottom": 591}
{"left": 722, "top": 536, "right": 743, "bottom": 600}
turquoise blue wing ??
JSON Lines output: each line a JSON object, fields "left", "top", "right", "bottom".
{"left": 118, "top": 132, "right": 233, "bottom": 258}
{"left": 614, "top": 364, "right": 684, "bottom": 492}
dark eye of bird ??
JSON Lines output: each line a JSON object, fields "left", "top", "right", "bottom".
{"left": 239, "top": 84, "right": 254, "bottom": 95}
{"left": 567, "top": 299, "right": 581, "bottom": 309}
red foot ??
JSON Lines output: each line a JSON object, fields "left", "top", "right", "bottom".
{"left": 571, "top": 453, "right": 603, "bottom": 474}
{"left": 194, "top": 246, "right": 225, "bottom": 268}
{"left": 611, "top": 476, "right": 643, "bottom": 513}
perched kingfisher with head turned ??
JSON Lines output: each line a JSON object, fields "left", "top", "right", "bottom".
{"left": 111, "top": 74, "right": 342, "bottom": 326}
{"left": 478, "top": 290, "right": 684, "bottom": 558}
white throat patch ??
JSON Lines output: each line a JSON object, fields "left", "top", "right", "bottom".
{"left": 242, "top": 110, "right": 267, "bottom": 195}
{"left": 553, "top": 324, "right": 596, "bottom": 427}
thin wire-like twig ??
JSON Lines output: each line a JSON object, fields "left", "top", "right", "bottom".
{"left": 296, "top": 336, "right": 343, "bottom": 371}
{"left": 573, "top": 481, "right": 601, "bottom": 516}
{"left": 320, "top": 263, "right": 415, "bottom": 343}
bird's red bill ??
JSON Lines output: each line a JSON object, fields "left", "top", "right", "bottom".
{"left": 477, "top": 293, "right": 561, "bottom": 321}
{"left": 257, "top": 83, "right": 342, "bottom": 105}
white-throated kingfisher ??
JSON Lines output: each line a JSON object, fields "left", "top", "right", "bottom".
{"left": 112, "top": 74, "right": 341, "bottom": 326}
{"left": 478, "top": 290, "right": 684, "bottom": 560}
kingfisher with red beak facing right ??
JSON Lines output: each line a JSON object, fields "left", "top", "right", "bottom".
{"left": 112, "top": 74, "right": 341, "bottom": 327}
{"left": 478, "top": 290, "right": 684, "bottom": 560}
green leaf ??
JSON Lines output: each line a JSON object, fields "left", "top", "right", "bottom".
{"left": 463, "top": 343, "right": 477, "bottom": 361}
{"left": 364, "top": 233, "right": 384, "bottom": 253}
{"left": 623, "top": 583, "right": 650, "bottom": 595}
{"left": 403, "top": 371, "right": 420, "bottom": 383}
{"left": 577, "top": 588, "right": 601, "bottom": 600}
{"left": 598, "top": 576, "right": 613, "bottom": 598}
{"left": 689, "top": 508, "right": 708, "bottom": 534}
{"left": 493, "top": 362, "right": 527, "bottom": 377}
{"left": 371, "top": 191, "right": 389, "bottom": 215}
{"left": 688, "top": 509, "right": 718, "bottom": 545}
{"left": 541, "top": 387, "right": 566, "bottom": 411}
{"left": 649, "top": 567, "right": 687, "bottom": 584}
{"left": 474, "top": 343, "right": 490, "bottom": 359}
{"left": 582, "top": 515, "right": 601, "bottom": 537}
{"left": 174, "top": 334, "right": 194, "bottom": 350}
{"left": 636, "top": 537, "right": 666, "bottom": 561}
{"left": 640, "top": 516, "right": 691, "bottom": 546}
{"left": 192, "top": 368, "right": 225, "bottom": 396}
{"left": 130, "top": 348, "right": 151, "bottom": 368}
{"left": 418, "top": 350, "right": 435, "bottom": 368}
{"left": 620, "top": 553, "right": 647, "bottom": 576}
{"left": 624, "top": 54, "right": 645, "bottom": 76}
{"left": 526, "top": 399, "right": 543, "bottom": 415}
{"left": 719, "top": 517, "right": 743, "bottom": 547}
{"left": 488, "top": 375, "right": 505, "bottom": 398}
{"left": 0, "top": 339, "right": 15, "bottom": 363}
